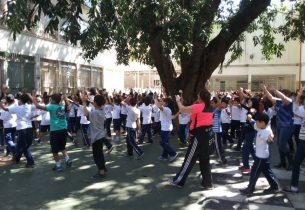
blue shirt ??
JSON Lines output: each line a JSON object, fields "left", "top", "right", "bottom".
{"left": 276, "top": 100, "right": 293, "bottom": 127}
{"left": 212, "top": 108, "right": 222, "bottom": 133}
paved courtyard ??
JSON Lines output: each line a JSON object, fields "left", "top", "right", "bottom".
{"left": 0, "top": 134, "right": 304, "bottom": 210}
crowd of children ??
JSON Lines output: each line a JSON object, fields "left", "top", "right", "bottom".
{"left": 0, "top": 85, "right": 304, "bottom": 195}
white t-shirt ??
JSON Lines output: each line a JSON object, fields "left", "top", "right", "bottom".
{"left": 41, "top": 109, "right": 50, "bottom": 126}
{"left": 254, "top": 124, "right": 274, "bottom": 159}
{"left": 231, "top": 105, "right": 241, "bottom": 121}
{"left": 112, "top": 105, "right": 121, "bottom": 119}
{"left": 152, "top": 105, "right": 160, "bottom": 122}
{"left": 121, "top": 105, "right": 128, "bottom": 115}
{"left": 78, "top": 105, "right": 92, "bottom": 124}
{"left": 104, "top": 104, "right": 113, "bottom": 119}
{"left": 32, "top": 108, "right": 42, "bottom": 121}
{"left": 160, "top": 107, "right": 173, "bottom": 131}
{"left": 140, "top": 105, "right": 152, "bottom": 124}
{"left": 296, "top": 107, "right": 305, "bottom": 140}
{"left": 293, "top": 102, "right": 302, "bottom": 125}
{"left": 0, "top": 104, "right": 17, "bottom": 128}
{"left": 126, "top": 106, "right": 140, "bottom": 128}
{"left": 240, "top": 107, "right": 248, "bottom": 123}
{"left": 8, "top": 104, "right": 35, "bottom": 130}
{"left": 221, "top": 107, "right": 231, "bottom": 124}
{"left": 179, "top": 112, "right": 190, "bottom": 125}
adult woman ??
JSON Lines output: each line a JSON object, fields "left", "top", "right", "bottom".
{"left": 169, "top": 89, "right": 214, "bottom": 189}
{"left": 263, "top": 85, "right": 294, "bottom": 170}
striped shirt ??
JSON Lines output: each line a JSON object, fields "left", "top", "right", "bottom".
{"left": 212, "top": 108, "right": 222, "bottom": 133}
{"left": 276, "top": 100, "right": 293, "bottom": 127}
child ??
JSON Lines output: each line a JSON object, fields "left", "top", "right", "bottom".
{"left": 138, "top": 97, "right": 153, "bottom": 144}
{"left": 240, "top": 113, "right": 279, "bottom": 195}
{"left": 211, "top": 97, "right": 227, "bottom": 165}
{"left": 31, "top": 93, "right": 72, "bottom": 171}
{"left": 112, "top": 97, "right": 122, "bottom": 142}
{"left": 82, "top": 94, "right": 108, "bottom": 178}
{"left": 37, "top": 96, "right": 50, "bottom": 144}
{"left": 220, "top": 98, "right": 232, "bottom": 146}
{"left": 172, "top": 109, "right": 190, "bottom": 147}
{"left": 0, "top": 94, "right": 35, "bottom": 167}
{"left": 78, "top": 99, "right": 92, "bottom": 148}
{"left": 152, "top": 100, "right": 161, "bottom": 136}
{"left": 0, "top": 94, "right": 17, "bottom": 156}
{"left": 124, "top": 97, "right": 144, "bottom": 159}
{"left": 155, "top": 97, "right": 177, "bottom": 162}
{"left": 104, "top": 97, "right": 113, "bottom": 140}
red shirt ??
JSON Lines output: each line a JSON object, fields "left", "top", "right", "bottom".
{"left": 189, "top": 103, "right": 213, "bottom": 130}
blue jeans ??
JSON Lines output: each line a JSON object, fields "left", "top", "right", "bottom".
{"left": 178, "top": 124, "right": 187, "bottom": 144}
{"left": 139, "top": 124, "right": 152, "bottom": 143}
{"left": 68, "top": 117, "right": 77, "bottom": 134}
{"left": 160, "top": 131, "right": 176, "bottom": 158}
{"left": 291, "top": 140, "right": 305, "bottom": 187}
{"left": 4, "top": 127, "right": 16, "bottom": 155}
{"left": 242, "top": 130, "right": 256, "bottom": 168}
{"left": 120, "top": 114, "right": 127, "bottom": 131}
{"left": 276, "top": 125, "right": 293, "bottom": 155}
{"left": 15, "top": 128, "right": 34, "bottom": 165}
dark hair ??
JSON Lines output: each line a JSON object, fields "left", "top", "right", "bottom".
{"left": 256, "top": 113, "right": 270, "bottom": 125}
{"left": 198, "top": 89, "right": 211, "bottom": 108}
{"left": 163, "top": 98, "right": 174, "bottom": 112}
{"left": 19, "top": 94, "right": 31, "bottom": 104}
{"left": 221, "top": 97, "right": 229, "bottom": 104}
{"left": 211, "top": 97, "right": 218, "bottom": 104}
{"left": 94, "top": 95, "right": 105, "bottom": 107}
{"left": 233, "top": 97, "right": 240, "bottom": 103}
{"left": 130, "top": 98, "right": 137, "bottom": 106}
{"left": 144, "top": 97, "right": 151, "bottom": 106}
{"left": 50, "top": 94, "right": 62, "bottom": 104}
{"left": 89, "top": 87, "right": 97, "bottom": 96}
{"left": 6, "top": 95, "right": 15, "bottom": 104}
{"left": 250, "top": 97, "right": 259, "bottom": 111}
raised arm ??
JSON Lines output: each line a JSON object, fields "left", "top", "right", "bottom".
{"left": 175, "top": 95, "right": 193, "bottom": 114}
{"left": 154, "top": 96, "right": 164, "bottom": 111}
{"left": 273, "top": 89, "right": 292, "bottom": 105}
{"left": 262, "top": 85, "right": 276, "bottom": 104}
{"left": 0, "top": 102, "right": 8, "bottom": 111}
{"left": 29, "top": 93, "right": 46, "bottom": 111}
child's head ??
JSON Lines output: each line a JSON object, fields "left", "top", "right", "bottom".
{"left": 50, "top": 94, "right": 62, "bottom": 104}
{"left": 211, "top": 97, "right": 218, "bottom": 108}
{"left": 19, "top": 94, "right": 31, "bottom": 105}
{"left": 5, "top": 94, "right": 15, "bottom": 105}
{"left": 255, "top": 113, "right": 269, "bottom": 129}
{"left": 93, "top": 95, "right": 105, "bottom": 108}
{"left": 130, "top": 97, "right": 137, "bottom": 107}
{"left": 221, "top": 98, "right": 229, "bottom": 108}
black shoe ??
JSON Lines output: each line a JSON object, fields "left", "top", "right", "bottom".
{"left": 91, "top": 173, "right": 106, "bottom": 179}
{"left": 200, "top": 185, "right": 214, "bottom": 191}
{"left": 283, "top": 186, "right": 299, "bottom": 193}
{"left": 263, "top": 187, "right": 280, "bottom": 194}
{"left": 274, "top": 163, "right": 286, "bottom": 169}
{"left": 25, "top": 163, "right": 35, "bottom": 168}
{"left": 240, "top": 188, "right": 254, "bottom": 195}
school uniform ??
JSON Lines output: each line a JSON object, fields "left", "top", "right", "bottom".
{"left": 139, "top": 104, "right": 153, "bottom": 143}
{"left": 178, "top": 112, "right": 190, "bottom": 144}
{"left": 112, "top": 104, "right": 121, "bottom": 131}
{"left": 212, "top": 108, "right": 226, "bottom": 164}
{"left": 78, "top": 105, "right": 92, "bottom": 147}
{"left": 221, "top": 107, "right": 232, "bottom": 145}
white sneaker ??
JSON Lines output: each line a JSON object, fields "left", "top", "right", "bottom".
{"left": 169, "top": 153, "right": 178, "bottom": 162}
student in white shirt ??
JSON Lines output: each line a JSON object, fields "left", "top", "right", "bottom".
{"left": 112, "top": 97, "right": 122, "bottom": 142}
{"left": 0, "top": 94, "right": 35, "bottom": 167}
{"left": 104, "top": 97, "right": 113, "bottom": 139}
{"left": 0, "top": 94, "right": 17, "bottom": 156}
{"left": 124, "top": 97, "right": 143, "bottom": 159}
{"left": 240, "top": 113, "right": 279, "bottom": 195}
{"left": 231, "top": 97, "right": 241, "bottom": 143}
{"left": 138, "top": 97, "right": 153, "bottom": 144}
{"left": 152, "top": 100, "right": 161, "bottom": 135}
{"left": 37, "top": 96, "right": 51, "bottom": 144}
{"left": 155, "top": 97, "right": 177, "bottom": 162}
{"left": 120, "top": 98, "right": 128, "bottom": 133}
{"left": 78, "top": 100, "right": 92, "bottom": 147}
{"left": 173, "top": 110, "right": 190, "bottom": 147}
{"left": 221, "top": 98, "right": 233, "bottom": 145}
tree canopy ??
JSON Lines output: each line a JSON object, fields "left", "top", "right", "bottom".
{"left": 1, "top": 0, "right": 305, "bottom": 101}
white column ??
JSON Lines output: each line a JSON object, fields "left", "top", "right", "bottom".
{"left": 248, "top": 73, "right": 251, "bottom": 90}
{"left": 35, "top": 55, "right": 41, "bottom": 94}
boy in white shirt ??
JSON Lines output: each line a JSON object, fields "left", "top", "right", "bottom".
{"left": 138, "top": 97, "right": 153, "bottom": 144}
{"left": 240, "top": 113, "right": 279, "bottom": 195}
{"left": 124, "top": 97, "right": 144, "bottom": 159}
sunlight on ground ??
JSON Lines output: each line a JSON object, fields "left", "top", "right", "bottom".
{"left": 77, "top": 165, "right": 91, "bottom": 170}
{"left": 79, "top": 181, "right": 117, "bottom": 194}
{"left": 46, "top": 197, "right": 81, "bottom": 210}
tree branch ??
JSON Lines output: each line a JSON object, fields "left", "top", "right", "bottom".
{"left": 205, "top": 0, "right": 271, "bottom": 76}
